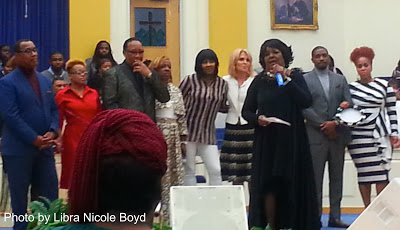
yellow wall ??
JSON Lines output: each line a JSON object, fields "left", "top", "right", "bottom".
{"left": 209, "top": 0, "right": 247, "bottom": 76}
{"left": 69, "top": 0, "right": 110, "bottom": 60}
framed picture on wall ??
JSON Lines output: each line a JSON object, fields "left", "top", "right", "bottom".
{"left": 270, "top": 0, "right": 318, "bottom": 30}
{"left": 134, "top": 8, "right": 166, "bottom": 46}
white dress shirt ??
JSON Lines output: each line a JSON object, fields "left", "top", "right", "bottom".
{"left": 223, "top": 75, "right": 255, "bottom": 125}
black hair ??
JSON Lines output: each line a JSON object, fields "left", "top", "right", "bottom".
{"left": 123, "top": 37, "right": 141, "bottom": 52}
{"left": 311, "top": 46, "right": 328, "bottom": 57}
{"left": 388, "top": 78, "right": 399, "bottom": 88}
{"left": 396, "top": 59, "right": 400, "bottom": 71}
{"left": 329, "top": 55, "right": 335, "bottom": 67}
{"left": 52, "top": 76, "right": 66, "bottom": 84}
{"left": 95, "top": 58, "right": 112, "bottom": 70}
{"left": 49, "top": 51, "right": 63, "bottom": 59}
{"left": 0, "top": 45, "right": 10, "bottom": 51}
{"left": 92, "top": 41, "right": 117, "bottom": 67}
{"left": 259, "top": 39, "right": 293, "bottom": 69}
{"left": 98, "top": 152, "right": 162, "bottom": 216}
{"left": 13, "top": 39, "right": 31, "bottom": 53}
{"left": 194, "top": 49, "right": 219, "bottom": 76}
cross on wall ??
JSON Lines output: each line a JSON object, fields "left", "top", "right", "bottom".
{"left": 139, "top": 11, "right": 162, "bottom": 46}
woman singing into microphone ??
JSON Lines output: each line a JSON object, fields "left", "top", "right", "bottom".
{"left": 243, "top": 39, "right": 319, "bottom": 230}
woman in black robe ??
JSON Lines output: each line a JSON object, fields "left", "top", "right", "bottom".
{"left": 243, "top": 39, "right": 320, "bottom": 230}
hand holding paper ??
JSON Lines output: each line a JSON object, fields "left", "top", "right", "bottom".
{"left": 259, "top": 115, "right": 291, "bottom": 126}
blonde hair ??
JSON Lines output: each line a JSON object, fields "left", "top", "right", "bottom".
{"left": 227, "top": 49, "right": 255, "bottom": 77}
{"left": 149, "top": 56, "right": 170, "bottom": 71}
{"left": 65, "top": 59, "right": 86, "bottom": 73}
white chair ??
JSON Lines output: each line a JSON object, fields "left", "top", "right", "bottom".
{"left": 170, "top": 185, "right": 248, "bottom": 230}
{"left": 348, "top": 178, "right": 400, "bottom": 230}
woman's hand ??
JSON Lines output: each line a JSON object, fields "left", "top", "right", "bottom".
{"left": 258, "top": 115, "right": 270, "bottom": 127}
{"left": 270, "top": 64, "right": 286, "bottom": 80}
{"left": 54, "top": 137, "right": 63, "bottom": 154}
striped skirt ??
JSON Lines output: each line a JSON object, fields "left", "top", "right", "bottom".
{"left": 220, "top": 123, "right": 254, "bottom": 183}
{"left": 348, "top": 128, "right": 392, "bottom": 184}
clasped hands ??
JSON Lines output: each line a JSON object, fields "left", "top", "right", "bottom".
{"left": 33, "top": 132, "right": 60, "bottom": 151}
{"left": 321, "top": 101, "right": 350, "bottom": 140}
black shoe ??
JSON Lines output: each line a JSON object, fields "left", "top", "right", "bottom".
{"left": 328, "top": 219, "right": 350, "bottom": 228}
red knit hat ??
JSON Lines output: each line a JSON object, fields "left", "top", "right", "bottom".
{"left": 68, "top": 109, "right": 167, "bottom": 216}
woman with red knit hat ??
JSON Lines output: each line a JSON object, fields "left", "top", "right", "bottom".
{"left": 56, "top": 109, "right": 167, "bottom": 230}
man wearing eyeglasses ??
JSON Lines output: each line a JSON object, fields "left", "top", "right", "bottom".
{"left": 0, "top": 39, "right": 59, "bottom": 230}
{"left": 103, "top": 37, "right": 169, "bottom": 121}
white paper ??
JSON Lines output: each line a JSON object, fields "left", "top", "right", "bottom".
{"left": 261, "top": 116, "right": 291, "bottom": 126}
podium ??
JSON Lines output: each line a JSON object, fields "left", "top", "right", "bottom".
{"left": 349, "top": 178, "right": 400, "bottom": 229}
{"left": 170, "top": 186, "right": 248, "bottom": 230}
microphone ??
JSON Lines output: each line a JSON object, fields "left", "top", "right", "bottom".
{"left": 276, "top": 73, "right": 284, "bottom": 86}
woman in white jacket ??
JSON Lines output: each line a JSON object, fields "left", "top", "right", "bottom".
{"left": 220, "top": 49, "right": 255, "bottom": 185}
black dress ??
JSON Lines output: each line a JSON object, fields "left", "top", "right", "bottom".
{"left": 242, "top": 70, "right": 320, "bottom": 230}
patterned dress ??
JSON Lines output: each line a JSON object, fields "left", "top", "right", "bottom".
{"left": 347, "top": 78, "right": 398, "bottom": 184}
{"left": 155, "top": 83, "right": 187, "bottom": 224}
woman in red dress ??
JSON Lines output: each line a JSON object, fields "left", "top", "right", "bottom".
{"left": 56, "top": 59, "right": 102, "bottom": 189}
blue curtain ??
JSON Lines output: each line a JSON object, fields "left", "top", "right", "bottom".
{"left": 0, "top": 0, "right": 69, "bottom": 72}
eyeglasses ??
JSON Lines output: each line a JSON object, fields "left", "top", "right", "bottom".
{"left": 69, "top": 71, "right": 88, "bottom": 76}
{"left": 125, "top": 50, "right": 144, "bottom": 55}
{"left": 17, "top": 48, "right": 38, "bottom": 55}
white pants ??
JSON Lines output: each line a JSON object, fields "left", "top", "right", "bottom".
{"left": 184, "top": 142, "right": 222, "bottom": 186}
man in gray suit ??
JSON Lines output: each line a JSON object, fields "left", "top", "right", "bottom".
{"left": 303, "top": 46, "right": 351, "bottom": 228}
{"left": 103, "top": 37, "right": 169, "bottom": 120}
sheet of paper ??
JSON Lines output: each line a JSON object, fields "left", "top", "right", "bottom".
{"left": 261, "top": 116, "right": 291, "bottom": 126}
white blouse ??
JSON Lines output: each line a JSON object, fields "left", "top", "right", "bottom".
{"left": 223, "top": 75, "right": 255, "bottom": 125}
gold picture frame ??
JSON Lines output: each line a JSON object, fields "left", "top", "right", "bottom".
{"left": 270, "top": 0, "right": 318, "bottom": 30}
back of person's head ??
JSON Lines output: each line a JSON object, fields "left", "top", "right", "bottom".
{"left": 98, "top": 153, "right": 163, "bottom": 216}
{"left": 68, "top": 109, "right": 167, "bottom": 222}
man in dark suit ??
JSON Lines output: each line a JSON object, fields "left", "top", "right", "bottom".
{"left": 0, "top": 39, "right": 59, "bottom": 230}
{"left": 303, "top": 46, "right": 351, "bottom": 228}
{"left": 102, "top": 37, "right": 169, "bottom": 120}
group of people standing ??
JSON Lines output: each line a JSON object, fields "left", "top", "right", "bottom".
{"left": 0, "top": 36, "right": 398, "bottom": 230}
